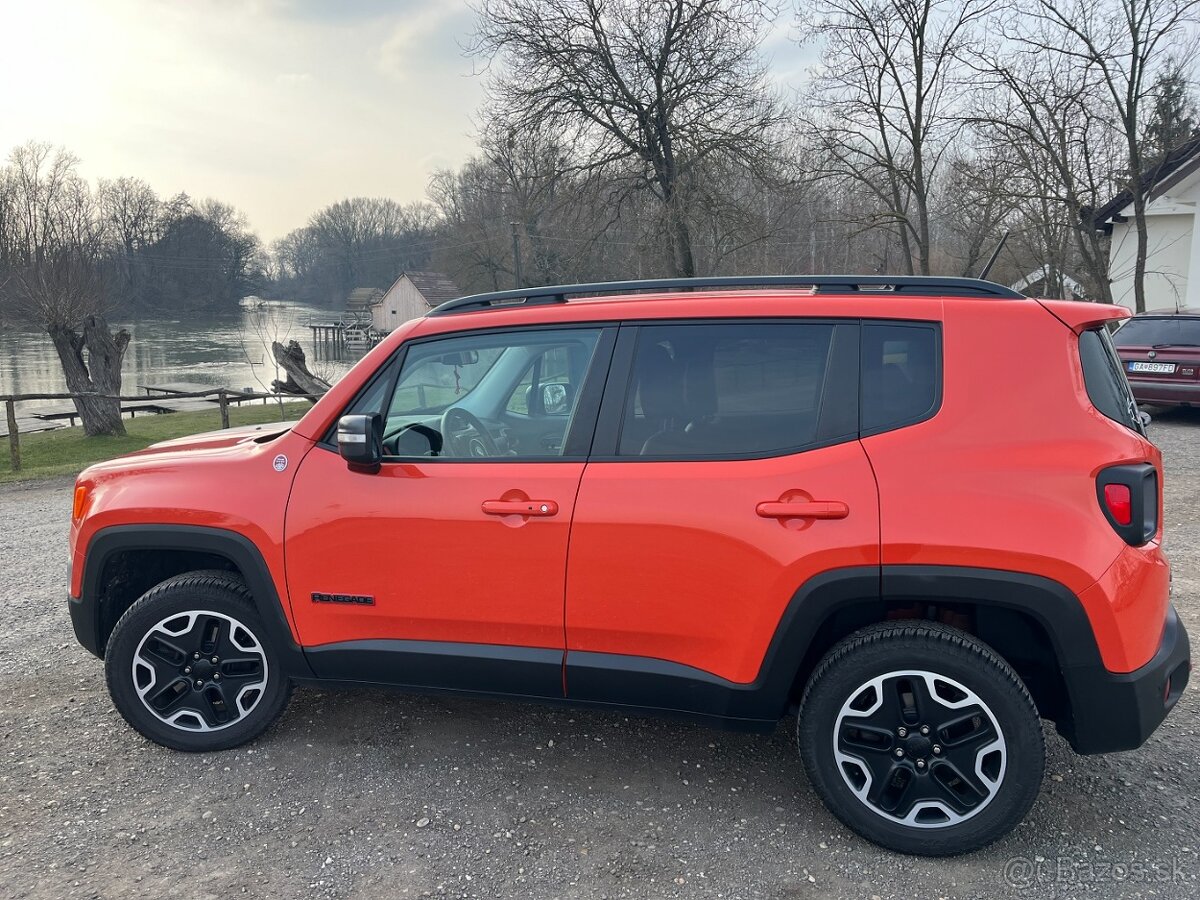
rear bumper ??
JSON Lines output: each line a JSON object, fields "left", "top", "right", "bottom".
{"left": 1059, "top": 604, "right": 1190, "bottom": 754}
{"left": 1129, "top": 380, "right": 1200, "bottom": 406}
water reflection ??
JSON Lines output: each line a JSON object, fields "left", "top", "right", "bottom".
{"left": 0, "top": 301, "right": 352, "bottom": 412}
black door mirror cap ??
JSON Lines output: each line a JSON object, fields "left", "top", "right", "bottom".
{"left": 337, "top": 414, "right": 383, "bottom": 474}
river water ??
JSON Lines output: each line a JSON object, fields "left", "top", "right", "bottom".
{"left": 0, "top": 300, "right": 355, "bottom": 413}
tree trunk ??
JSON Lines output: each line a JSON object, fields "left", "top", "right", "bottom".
{"left": 1131, "top": 189, "right": 1149, "bottom": 313}
{"left": 271, "top": 340, "right": 331, "bottom": 399}
{"left": 46, "top": 316, "right": 131, "bottom": 436}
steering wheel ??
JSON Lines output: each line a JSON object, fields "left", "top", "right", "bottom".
{"left": 441, "top": 407, "right": 500, "bottom": 458}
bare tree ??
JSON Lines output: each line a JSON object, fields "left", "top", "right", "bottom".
{"left": 1013, "top": 0, "right": 1200, "bottom": 311}
{"left": 471, "top": 0, "right": 787, "bottom": 277}
{"left": 800, "top": 0, "right": 999, "bottom": 275}
{"left": 965, "top": 42, "right": 1126, "bottom": 300}
{"left": 2, "top": 143, "right": 129, "bottom": 435}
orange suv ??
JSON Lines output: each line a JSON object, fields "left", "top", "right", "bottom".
{"left": 67, "top": 276, "right": 1190, "bottom": 855}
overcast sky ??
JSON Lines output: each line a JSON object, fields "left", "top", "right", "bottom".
{"left": 0, "top": 0, "right": 807, "bottom": 244}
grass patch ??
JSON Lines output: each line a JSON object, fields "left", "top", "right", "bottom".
{"left": 1, "top": 401, "right": 312, "bottom": 484}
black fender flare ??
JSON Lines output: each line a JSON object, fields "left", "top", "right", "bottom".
{"left": 72, "top": 524, "right": 312, "bottom": 677}
{"left": 567, "top": 565, "right": 1105, "bottom": 732}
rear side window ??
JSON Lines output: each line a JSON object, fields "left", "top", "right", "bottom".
{"left": 860, "top": 323, "right": 939, "bottom": 433}
{"left": 1113, "top": 317, "right": 1200, "bottom": 347}
{"left": 1080, "top": 327, "right": 1141, "bottom": 432}
{"left": 618, "top": 322, "right": 836, "bottom": 457}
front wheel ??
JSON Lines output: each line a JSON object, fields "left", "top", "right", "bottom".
{"left": 105, "top": 571, "right": 292, "bottom": 752}
{"left": 798, "top": 621, "right": 1044, "bottom": 855}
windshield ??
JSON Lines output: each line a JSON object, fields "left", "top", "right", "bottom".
{"left": 1113, "top": 317, "right": 1200, "bottom": 348}
{"left": 389, "top": 346, "right": 506, "bottom": 415}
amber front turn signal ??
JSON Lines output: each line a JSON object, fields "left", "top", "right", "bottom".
{"left": 72, "top": 484, "right": 90, "bottom": 521}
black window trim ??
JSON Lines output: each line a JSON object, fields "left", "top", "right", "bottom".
{"left": 317, "top": 322, "right": 618, "bottom": 464}
{"left": 589, "top": 317, "right": 864, "bottom": 463}
{"left": 857, "top": 320, "right": 944, "bottom": 439}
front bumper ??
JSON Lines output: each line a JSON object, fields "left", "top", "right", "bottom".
{"left": 68, "top": 592, "right": 103, "bottom": 658}
{"left": 1059, "top": 604, "right": 1190, "bottom": 754}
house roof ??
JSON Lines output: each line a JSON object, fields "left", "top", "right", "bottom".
{"left": 346, "top": 287, "right": 385, "bottom": 309}
{"left": 390, "top": 271, "right": 462, "bottom": 307}
{"left": 1093, "top": 132, "right": 1200, "bottom": 231}
{"left": 1010, "top": 265, "right": 1088, "bottom": 298}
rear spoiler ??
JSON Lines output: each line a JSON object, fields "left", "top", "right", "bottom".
{"left": 1037, "top": 299, "right": 1131, "bottom": 333}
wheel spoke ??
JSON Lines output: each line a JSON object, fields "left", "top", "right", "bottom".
{"left": 933, "top": 708, "right": 997, "bottom": 752}
{"left": 140, "top": 633, "right": 190, "bottom": 668}
{"left": 196, "top": 615, "right": 226, "bottom": 656}
{"left": 838, "top": 721, "right": 896, "bottom": 756}
{"left": 144, "top": 676, "right": 193, "bottom": 715}
{"left": 199, "top": 684, "right": 235, "bottom": 727}
{"left": 866, "top": 762, "right": 917, "bottom": 815}
{"left": 926, "top": 759, "right": 991, "bottom": 814}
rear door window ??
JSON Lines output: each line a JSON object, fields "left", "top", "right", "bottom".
{"left": 616, "top": 322, "right": 842, "bottom": 458}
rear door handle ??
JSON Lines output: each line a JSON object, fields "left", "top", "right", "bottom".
{"left": 756, "top": 500, "right": 849, "bottom": 520}
{"left": 482, "top": 499, "right": 559, "bottom": 517}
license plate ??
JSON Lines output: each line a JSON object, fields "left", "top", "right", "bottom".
{"left": 1128, "top": 361, "right": 1176, "bottom": 374}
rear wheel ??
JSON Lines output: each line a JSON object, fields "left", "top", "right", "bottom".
{"left": 105, "top": 571, "right": 292, "bottom": 752}
{"left": 798, "top": 621, "right": 1044, "bottom": 855}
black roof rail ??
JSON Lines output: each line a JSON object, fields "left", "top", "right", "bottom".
{"left": 426, "top": 275, "right": 1024, "bottom": 316}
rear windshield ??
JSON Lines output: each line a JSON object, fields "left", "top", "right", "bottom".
{"left": 1080, "top": 328, "right": 1142, "bottom": 433}
{"left": 1113, "top": 316, "right": 1200, "bottom": 347}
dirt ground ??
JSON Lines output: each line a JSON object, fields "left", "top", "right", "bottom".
{"left": 1, "top": 411, "right": 1198, "bottom": 899}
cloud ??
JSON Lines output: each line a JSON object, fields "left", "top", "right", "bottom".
{"left": 376, "top": 3, "right": 471, "bottom": 83}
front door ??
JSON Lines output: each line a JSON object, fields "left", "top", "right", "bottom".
{"left": 285, "top": 324, "right": 612, "bottom": 695}
{"left": 564, "top": 320, "right": 880, "bottom": 712}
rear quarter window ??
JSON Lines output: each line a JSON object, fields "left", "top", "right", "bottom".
{"left": 1079, "top": 327, "right": 1140, "bottom": 432}
{"left": 860, "top": 323, "right": 940, "bottom": 434}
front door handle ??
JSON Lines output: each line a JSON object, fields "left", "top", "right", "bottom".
{"left": 482, "top": 499, "right": 559, "bottom": 517}
{"left": 756, "top": 500, "right": 849, "bottom": 520}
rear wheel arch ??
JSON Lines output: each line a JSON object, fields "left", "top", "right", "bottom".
{"left": 77, "top": 525, "right": 311, "bottom": 677}
{"left": 764, "top": 566, "right": 1102, "bottom": 739}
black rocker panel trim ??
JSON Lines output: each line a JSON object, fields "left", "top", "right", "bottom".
{"left": 73, "top": 525, "right": 312, "bottom": 677}
{"left": 303, "top": 640, "right": 564, "bottom": 699}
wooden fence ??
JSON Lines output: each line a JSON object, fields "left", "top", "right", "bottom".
{"left": 2, "top": 389, "right": 324, "bottom": 473}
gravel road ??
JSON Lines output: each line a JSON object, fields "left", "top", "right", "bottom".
{"left": 2, "top": 413, "right": 1198, "bottom": 900}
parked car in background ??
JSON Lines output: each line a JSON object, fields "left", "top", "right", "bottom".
{"left": 1113, "top": 310, "right": 1200, "bottom": 408}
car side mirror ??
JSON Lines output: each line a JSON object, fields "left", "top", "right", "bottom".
{"left": 542, "top": 382, "right": 572, "bottom": 415}
{"left": 1136, "top": 410, "right": 1152, "bottom": 428}
{"left": 337, "top": 414, "right": 382, "bottom": 473}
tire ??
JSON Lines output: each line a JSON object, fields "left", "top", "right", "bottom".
{"left": 797, "top": 620, "right": 1044, "bottom": 856}
{"left": 104, "top": 570, "right": 293, "bottom": 752}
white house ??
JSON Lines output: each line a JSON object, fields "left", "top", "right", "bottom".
{"left": 1096, "top": 135, "right": 1200, "bottom": 312}
{"left": 367, "top": 272, "right": 461, "bottom": 332}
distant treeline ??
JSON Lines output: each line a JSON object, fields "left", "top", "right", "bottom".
{"left": 0, "top": 145, "right": 262, "bottom": 320}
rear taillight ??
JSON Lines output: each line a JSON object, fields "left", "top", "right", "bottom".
{"left": 1103, "top": 483, "right": 1132, "bottom": 525}
{"left": 1096, "top": 463, "right": 1158, "bottom": 545}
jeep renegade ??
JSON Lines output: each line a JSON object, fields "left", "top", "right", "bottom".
{"left": 67, "top": 276, "right": 1191, "bottom": 855}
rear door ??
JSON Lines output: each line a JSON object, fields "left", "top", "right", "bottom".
{"left": 563, "top": 319, "right": 880, "bottom": 708}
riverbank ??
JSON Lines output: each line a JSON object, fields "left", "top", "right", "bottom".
{"left": 0, "top": 401, "right": 311, "bottom": 483}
